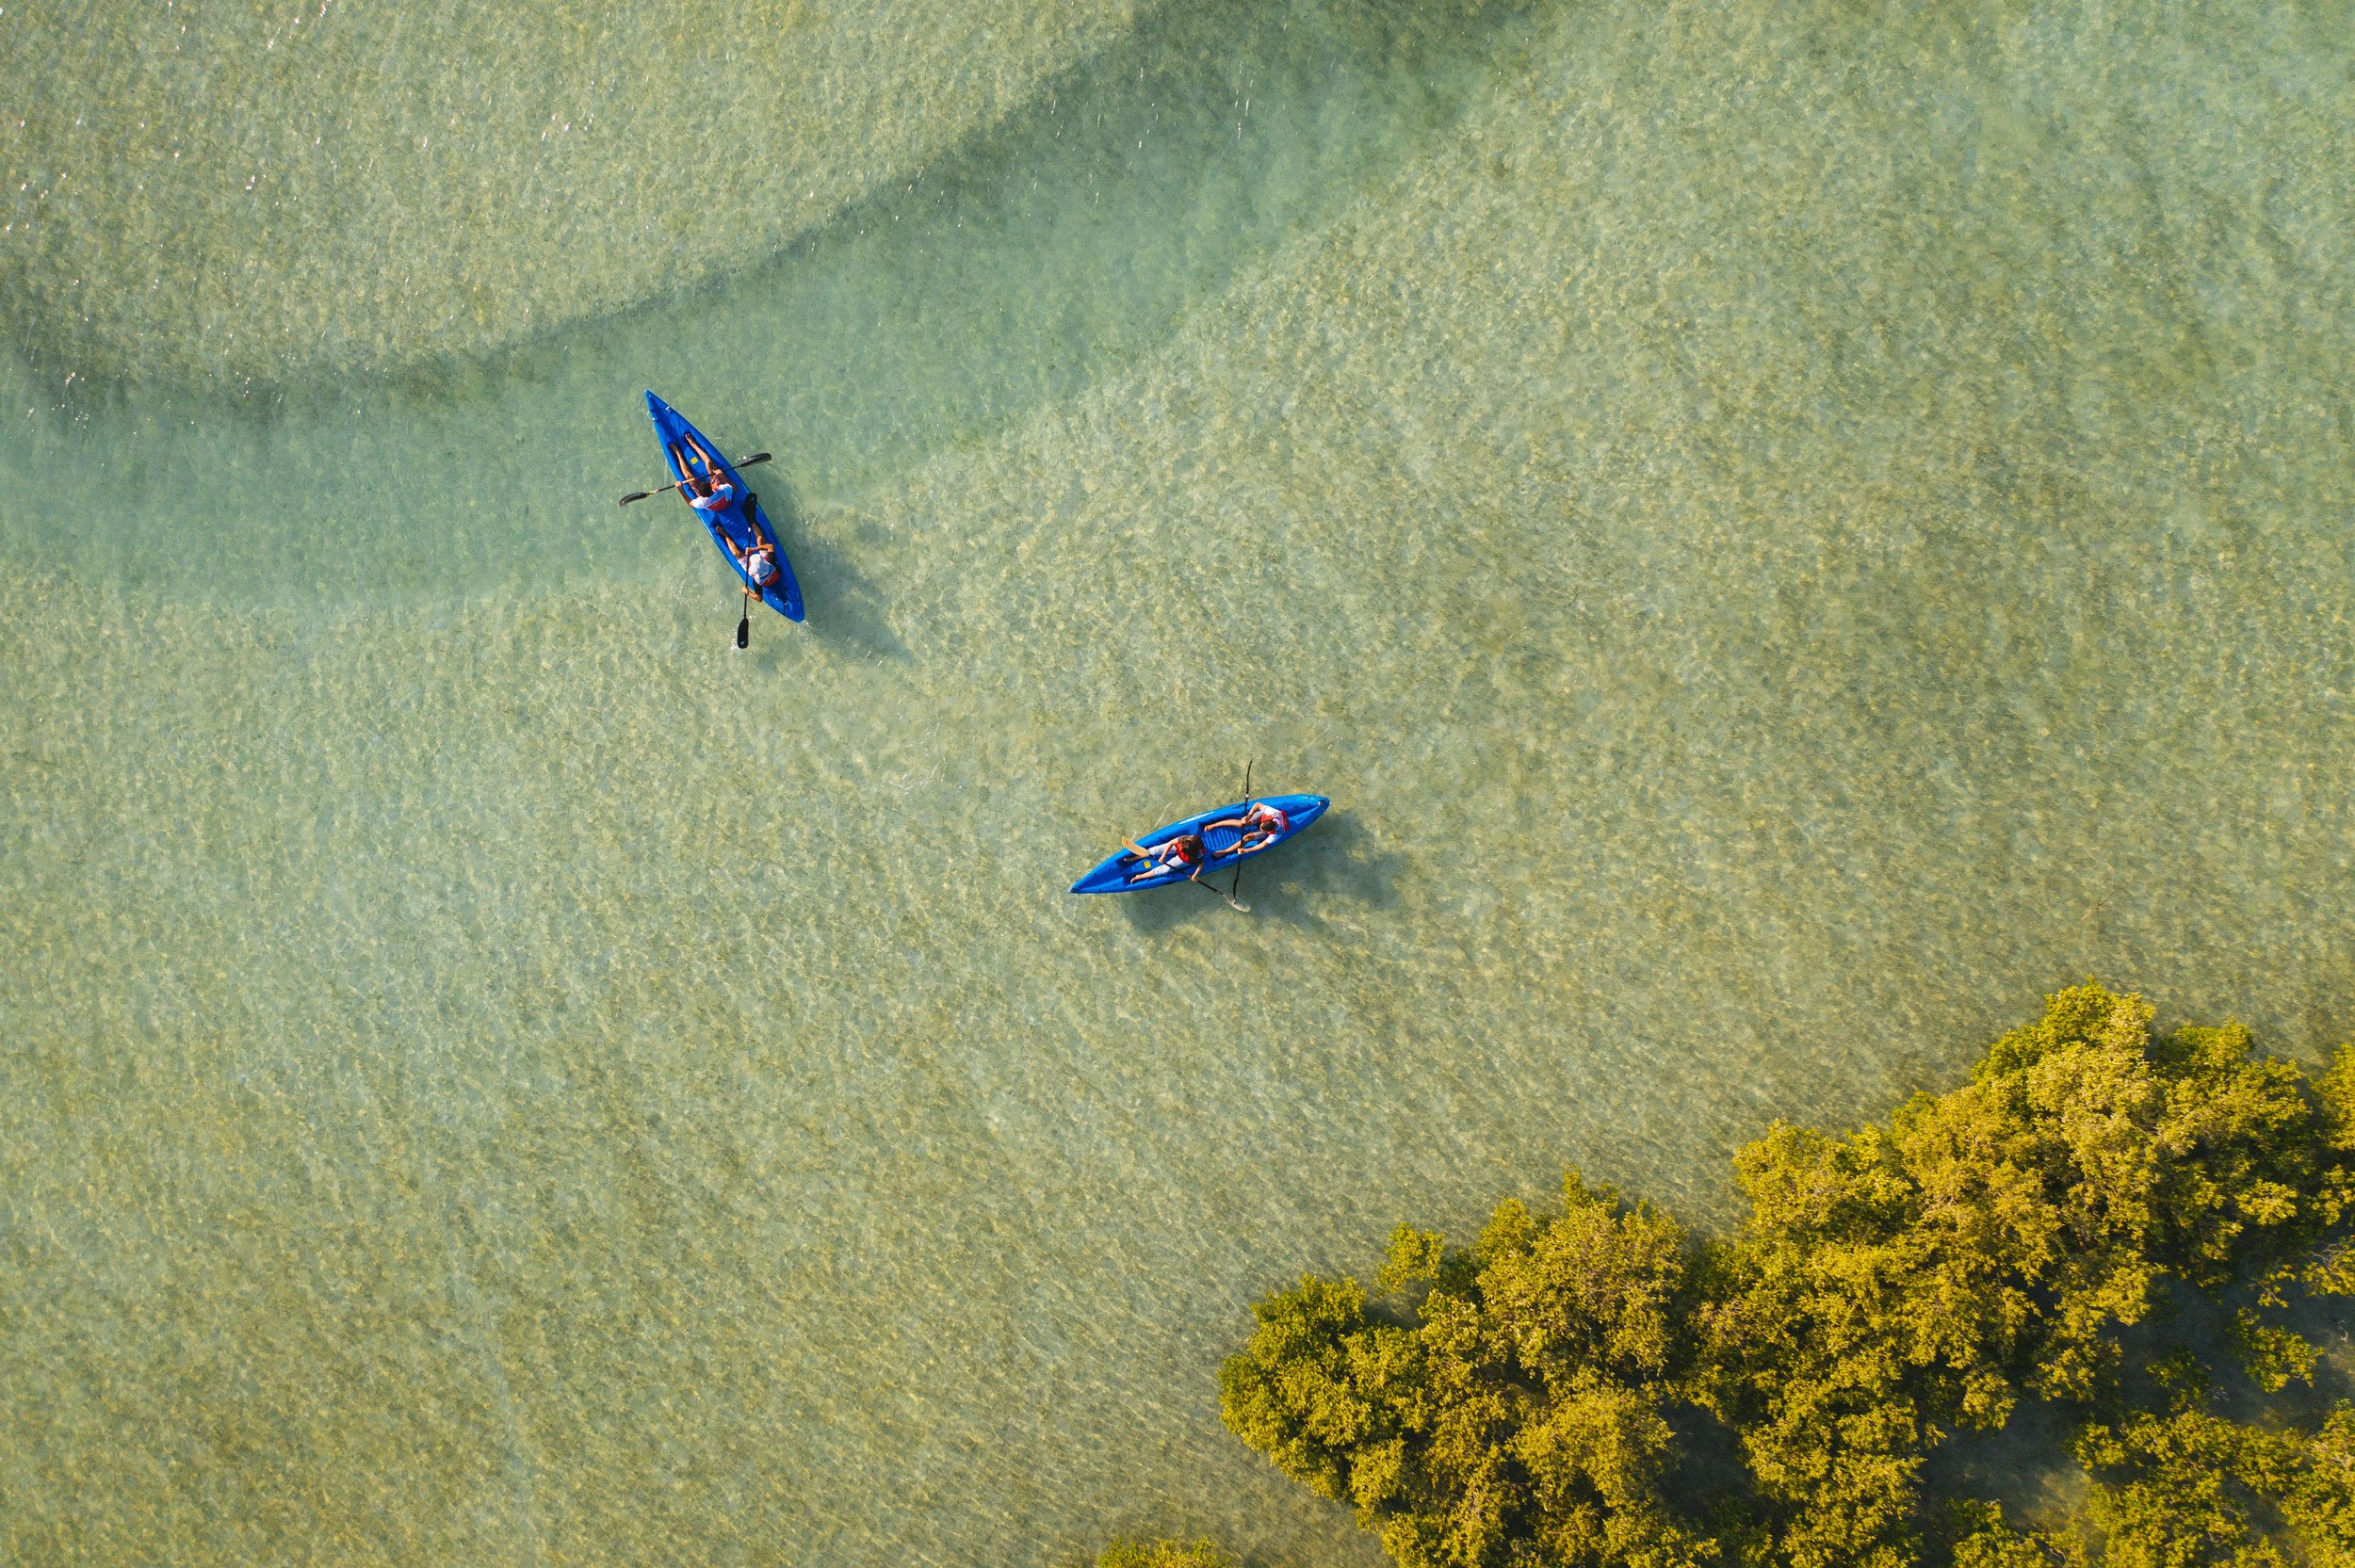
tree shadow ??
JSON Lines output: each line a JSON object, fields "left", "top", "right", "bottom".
{"left": 1920, "top": 1390, "right": 2089, "bottom": 1536}
{"left": 1117, "top": 809, "right": 1404, "bottom": 934}
{"left": 1919, "top": 1283, "right": 2355, "bottom": 1538}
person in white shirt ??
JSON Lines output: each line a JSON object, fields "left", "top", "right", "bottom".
{"left": 667, "top": 435, "right": 737, "bottom": 516}
{"left": 1125, "top": 831, "right": 1208, "bottom": 883}
{"left": 723, "top": 532, "right": 781, "bottom": 590}
{"left": 1199, "top": 799, "right": 1290, "bottom": 855}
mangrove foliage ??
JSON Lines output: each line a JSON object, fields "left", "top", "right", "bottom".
{"left": 1220, "top": 982, "right": 2355, "bottom": 1568}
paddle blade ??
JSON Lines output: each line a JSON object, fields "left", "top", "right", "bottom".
{"left": 735, "top": 606, "right": 750, "bottom": 650}
{"left": 617, "top": 491, "right": 652, "bottom": 508}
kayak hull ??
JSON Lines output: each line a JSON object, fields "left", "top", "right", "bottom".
{"left": 645, "top": 390, "right": 804, "bottom": 622}
{"left": 1070, "top": 793, "right": 1330, "bottom": 894}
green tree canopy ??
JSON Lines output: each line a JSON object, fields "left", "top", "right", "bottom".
{"left": 1222, "top": 1173, "right": 1713, "bottom": 1568}
{"left": 1221, "top": 982, "right": 2355, "bottom": 1568}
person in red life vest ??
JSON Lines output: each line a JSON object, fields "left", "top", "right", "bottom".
{"left": 720, "top": 530, "right": 783, "bottom": 591}
{"left": 1125, "top": 830, "right": 1209, "bottom": 884}
{"left": 1202, "top": 799, "right": 1290, "bottom": 856}
{"left": 667, "top": 434, "right": 738, "bottom": 516}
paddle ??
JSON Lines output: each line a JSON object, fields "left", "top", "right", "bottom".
{"left": 1195, "top": 877, "right": 1249, "bottom": 914}
{"left": 1231, "top": 758, "right": 1255, "bottom": 906}
{"left": 618, "top": 452, "right": 771, "bottom": 508}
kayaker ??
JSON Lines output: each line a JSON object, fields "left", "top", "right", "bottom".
{"left": 723, "top": 533, "right": 783, "bottom": 591}
{"left": 1126, "top": 831, "right": 1208, "bottom": 883}
{"left": 669, "top": 436, "right": 737, "bottom": 514}
{"left": 1203, "top": 799, "right": 1291, "bottom": 854}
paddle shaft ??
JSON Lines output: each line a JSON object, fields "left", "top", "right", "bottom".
{"left": 1232, "top": 759, "right": 1255, "bottom": 904}
{"left": 1194, "top": 877, "right": 1248, "bottom": 913}
{"left": 619, "top": 451, "right": 771, "bottom": 508}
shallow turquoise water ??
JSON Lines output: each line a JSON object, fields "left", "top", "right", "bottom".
{"left": 5, "top": 1, "right": 2354, "bottom": 1564}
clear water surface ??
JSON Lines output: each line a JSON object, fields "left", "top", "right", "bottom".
{"left": 3, "top": 1, "right": 2352, "bottom": 1564}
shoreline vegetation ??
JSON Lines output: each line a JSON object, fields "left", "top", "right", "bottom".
{"left": 1191, "top": 983, "right": 2355, "bottom": 1568}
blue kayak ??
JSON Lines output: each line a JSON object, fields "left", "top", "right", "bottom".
{"left": 1071, "top": 793, "right": 1330, "bottom": 894}
{"left": 645, "top": 390, "right": 804, "bottom": 622}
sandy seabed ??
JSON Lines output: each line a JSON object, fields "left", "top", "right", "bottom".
{"left": 3, "top": 1, "right": 2353, "bottom": 1563}
{"left": 0, "top": 0, "right": 1145, "bottom": 381}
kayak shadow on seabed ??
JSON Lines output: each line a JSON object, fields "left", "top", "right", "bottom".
{"left": 1117, "top": 809, "right": 1401, "bottom": 933}
{"left": 749, "top": 489, "right": 910, "bottom": 668}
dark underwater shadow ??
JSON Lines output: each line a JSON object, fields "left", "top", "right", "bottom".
{"left": 1117, "top": 810, "right": 1405, "bottom": 934}
{"left": 1921, "top": 1283, "right": 2355, "bottom": 1535}
{"left": 692, "top": 0, "right": 1539, "bottom": 501}
{"left": 747, "top": 486, "right": 910, "bottom": 665}
{"left": 3, "top": 0, "right": 1536, "bottom": 598}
